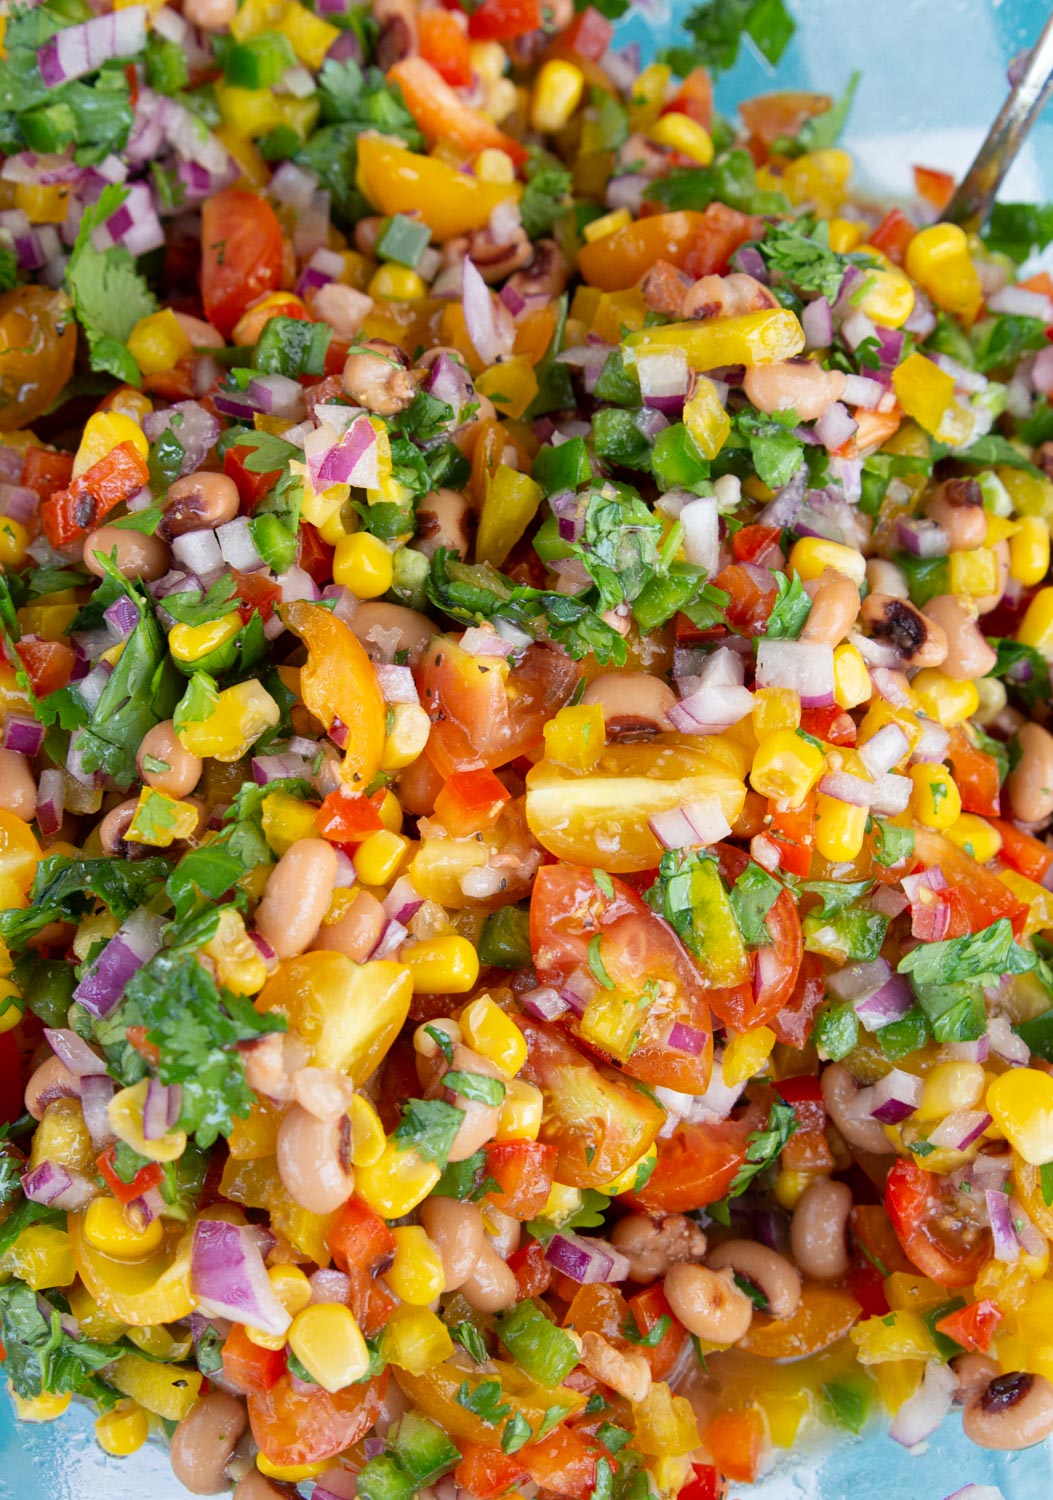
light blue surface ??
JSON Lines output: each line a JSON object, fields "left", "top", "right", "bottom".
{"left": 6, "top": 2, "right": 1053, "bottom": 1496}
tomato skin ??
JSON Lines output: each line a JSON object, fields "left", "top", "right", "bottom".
{"left": 509, "top": 1237, "right": 552, "bottom": 1300}
{"left": 912, "top": 829, "right": 1028, "bottom": 937}
{"left": 522, "top": 1425, "right": 606, "bottom": 1500}
{"left": 418, "top": 7, "right": 472, "bottom": 85}
{"left": 934, "top": 1298, "right": 1002, "bottom": 1354}
{"left": 682, "top": 202, "right": 758, "bottom": 280}
{"left": 679, "top": 1463, "right": 728, "bottom": 1500}
{"left": 704, "top": 846, "right": 802, "bottom": 1032}
{"left": 869, "top": 207, "right": 916, "bottom": 265}
{"left": 482, "top": 1140, "right": 557, "bottom": 1219}
{"left": 200, "top": 190, "right": 284, "bottom": 339}
{"left": 455, "top": 1444, "right": 529, "bottom": 1499}
{"left": 732, "top": 523, "right": 782, "bottom": 566}
{"left": 530, "top": 864, "right": 714, "bottom": 1092}
{"left": 885, "top": 1158, "right": 991, "bottom": 1288}
{"left": 222, "top": 1323, "right": 285, "bottom": 1393}
{"left": 231, "top": 568, "right": 281, "bottom": 624}
{"left": 631, "top": 1119, "right": 749, "bottom": 1214}
{"left": 711, "top": 563, "right": 776, "bottom": 636}
{"left": 626, "top": 1284, "right": 688, "bottom": 1380}
{"left": 991, "top": 819, "right": 1053, "bottom": 884}
{"left": 946, "top": 727, "right": 1002, "bottom": 818}
{"left": 703, "top": 1407, "right": 766, "bottom": 1484}
{"left": 844, "top": 1264, "right": 888, "bottom": 1319}
{"left": 516, "top": 1015, "right": 665, "bottom": 1190}
{"left": 223, "top": 444, "right": 281, "bottom": 509}
{"left": 468, "top": 0, "right": 541, "bottom": 39}
{"left": 557, "top": 7, "right": 614, "bottom": 60}
{"left": 770, "top": 953, "right": 826, "bottom": 1050}
{"left": 913, "top": 164, "right": 955, "bottom": 212}
{"left": 421, "top": 638, "right": 581, "bottom": 776}
{"left": 248, "top": 1370, "right": 387, "bottom": 1467}
{"left": 15, "top": 638, "right": 75, "bottom": 698}
{"left": 20, "top": 447, "right": 73, "bottom": 501}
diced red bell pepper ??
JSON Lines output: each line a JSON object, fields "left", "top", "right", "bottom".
{"left": 297, "top": 521, "right": 335, "bottom": 587}
{"left": 844, "top": 1263, "right": 889, "bottom": 1319}
{"left": 660, "top": 67, "right": 713, "bottom": 129}
{"left": 799, "top": 704, "right": 856, "bottom": 745}
{"left": 732, "top": 523, "right": 782, "bottom": 567}
{"left": 231, "top": 568, "right": 282, "bottom": 624}
{"left": 558, "top": 6, "right": 613, "bottom": 60}
{"left": 934, "top": 1298, "right": 1003, "bottom": 1354}
{"left": 679, "top": 1463, "right": 728, "bottom": 1500}
{"left": 223, "top": 444, "right": 281, "bottom": 510}
{"left": 16, "top": 638, "right": 75, "bottom": 698}
{"left": 946, "top": 727, "right": 1002, "bottom": 817}
{"left": 766, "top": 791, "right": 815, "bottom": 878}
{"left": 433, "top": 768, "right": 512, "bottom": 838}
{"left": 222, "top": 1323, "right": 286, "bottom": 1393}
{"left": 868, "top": 207, "right": 916, "bottom": 266}
{"left": 522, "top": 1426, "right": 607, "bottom": 1500}
{"left": 482, "top": 1139, "right": 557, "bottom": 1219}
{"left": 41, "top": 441, "right": 150, "bottom": 547}
{"left": 625, "top": 1283, "right": 688, "bottom": 1380}
{"left": 913, "top": 164, "right": 955, "bottom": 212}
{"left": 418, "top": 7, "right": 472, "bottom": 86}
{"left": 508, "top": 1238, "right": 552, "bottom": 1300}
{"left": 96, "top": 1147, "right": 164, "bottom": 1206}
{"left": 327, "top": 1196, "right": 397, "bottom": 1277}
{"left": 316, "top": 789, "right": 386, "bottom": 844}
{"left": 468, "top": 0, "right": 541, "bottom": 40}
{"left": 20, "top": 448, "right": 73, "bottom": 503}
{"left": 990, "top": 819, "right": 1053, "bottom": 885}
{"left": 455, "top": 1444, "right": 530, "bottom": 1500}
{"left": 682, "top": 203, "right": 759, "bottom": 280}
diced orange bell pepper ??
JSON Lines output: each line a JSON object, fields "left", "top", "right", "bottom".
{"left": 626, "top": 1284, "right": 689, "bottom": 1381}
{"left": 703, "top": 1407, "right": 766, "bottom": 1484}
{"left": 20, "top": 447, "right": 73, "bottom": 502}
{"left": 990, "top": 819, "right": 1053, "bottom": 885}
{"left": 388, "top": 57, "right": 528, "bottom": 165}
{"left": 434, "top": 768, "right": 512, "bottom": 837}
{"left": 13, "top": 638, "right": 75, "bottom": 698}
{"left": 577, "top": 211, "right": 713, "bottom": 291}
{"left": 356, "top": 136, "right": 523, "bottom": 242}
{"left": 913, "top": 164, "right": 955, "bottom": 212}
{"left": 316, "top": 788, "right": 386, "bottom": 844}
{"left": 327, "top": 1197, "right": 397, "bottom": 1278}
{"left": 418, "top": 8, "right": 472, "bottom": 86}
{"left": 41, "top": 441, "right": 150, "bottom": 547}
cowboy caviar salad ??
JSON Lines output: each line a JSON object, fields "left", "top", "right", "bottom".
{"left": 3, "top": 0, "right": 1053, "bottom": 1494}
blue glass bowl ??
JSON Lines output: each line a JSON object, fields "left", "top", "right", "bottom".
{"left": 7, "top": 3, "right": 1053, "bottom": 1495}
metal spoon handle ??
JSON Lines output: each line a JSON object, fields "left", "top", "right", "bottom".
{"left": 945, "top": 8, "right": 1053, "bottom": 230}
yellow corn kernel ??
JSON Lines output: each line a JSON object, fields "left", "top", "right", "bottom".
{"left": 602, "top": 1143, "right": 658, "bottom": 1198}
{"left": 543, "top": 702, "right": 605, "bottom": 773}
{"left": 905, "top": 223, "right": 983, "bottom": 325}
{"left": 401, "top": 935, "right": 479, "bottom": 994}
{"left": 247, "top": 1263, "right": 313, "bottom": 1347}
{"left": 257, "top": 1455, "right": 330, "bottom": 1483}
{"left": 909, "top": 762, "right": 961, "bottom": 830}
{"left": 473, "top": 147, "right": 516, "bottom": 183}
{"left": 998, "top": 465, "right": 1053, "bottom": 524}
{"left": 813, "top": 793, "right": 868, "bottom": 862}
{"left": 354, "top": 829, "right": 409, "bottom": 886}
{"left": 386, "top": 1224, "right": 446, "bottom": 1304}
{"left": 73, "top": 410, "right": 148, "bottom": 479}
{"left": 381, "top": 702, "right": 431, "bottom": 774}
{"left": 108, "top": 1078, "right": 187, "bottom": 1164}
{"left": 460, "top": 994, "right": 528, "bottom": 1078}
{"left": 628, "top": 61, "right": 670, "bottom": 130}
{"left": 333, "top": 531, "right": 393, "bottom": 597}
{"left": 0, "top": 518, "right": 29, "bottom": 569}
{"left": 261, "top": 790, "right": 319, "bottom": 856}
{"left": 772, "top": 1169, "right": 812, "bottom": 1210}
{"left": 916, "top": 1061, "right": 986, "bottom": 1121}
{"left": 651, "top": 1455, "right": 694, "bottom": 1495}
{"left": 782, "top": 148, "right": 853, "bottom": 215}
{"left": 832, "top": 642, "right": 872, "bottom": 710}
{"left": 177, "top": 680, "right": 281, "bottom": 761}
{"left": 722, "top": 1026, "right": 776, "bottom": 1086}
{"left": 0, "top": 1224, "right": 75, "bottom": 1290}
{"left": 648, "top": 111, "right": 713, "bottom": 165}
{"left": 0, "top": 978, "right": 23, "bottom": 1033}
{"left": 1010, "top": 514, "right": 1051, "bottom": 586}
{"left": 95, "top": 1401, "right": 150, "bottom": 1456}
{"left": 910, "top": 669, "right": 979, "bottom": 728}
{"left": 788, "top": 536, "right": 866, "bottom": 587}
{"left": 583, "top": 207, "right": 632, "bottom": 244}
{"left": 125, "top": 787, "right": 199, "bottom": 848}
{"left": 496, "top": 1078, "right": 544, "bottom": 1141}
{"left": 750, "top": 728, "right": 825, "bottom": 805}
{"left": 542, "top": 1181, "right": 584, "bottom": 1223}
{"left": 288, "top": 1303, "right": 370, "bottom": 1392}
{"left": 683, "top": 376, "right": 731, "bottom": 460}
{"left": 857, "top": 266, "right": 916, "bottom": 329}
{"left": 381, "top": 1304, "right": 455, "bottom": 1374}
{"left": 127, "top": 309, "right": 192, "bottom": 377}
{"left": 946, "top": 812, "right": 1001, "bottom": 864}
{"left": 203, "top": 908, "right": 269, "bottom": 996}
{"left": 949, "top": 546, "right": 999, "bottom": 598}
{"left": 83, "top": 1197, "right": 165, "bottom": 1260}
{"left": 275, "top": 0, "right": 339, "bottom": 66}
{"left": 17, "top": 601, "right": 79, "bottom": 639}
{"left": 891, "top": 352, "right": 956, "bottom": 437}
{"left": 369, "top": 264, "right": 427, "bottom": 301}
{"left": 1018, "top": 586, "right": 1053, "bottom": 656}
{"left": 828, "top": 218, "right": 864, "bottom": 253}
{"left": 531, "top": 60, "right": 584, "bottom": 132}
{"left": 11, "top": 1389, "right": 72, "bottom": 1423}
{"left": 355, "top": 1141, "right": 441, "bottom": 1218}
{"left": 751, "top": 686, "right": 800, "bottom": 738}
{"left": 469, "top": 40, "right": 505, "bottom": 81}
{"left": 169, "top": 611, "right": 243, "bottom": 669}
{"left": 349, "top": 1093, "right": 386, "bottom": 1167}
{"left": 987, "top": 1068, "right": 1053, "bottom": 1165}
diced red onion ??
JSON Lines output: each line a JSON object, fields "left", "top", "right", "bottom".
{"left": 859, "top": 722, "right": 909, "bottom": 777}
{"left": 868, "top": 773, "right": 912, "bottom": 816}
{"left": 320, "top": 584, "right": 357, "bottom": 627}
{"left": 888, "top": 1359, "right": 957, "bottom": 1448}
{"left": 545, "top": 1230, "right": 630, "bottom": 1284}
{"left": 462, "top": 256, "right": 513, "bottom": 366}
{"left": 38, "top": 6, "right": 148, "bottom": 87}
{"left": 425, "top": 350, "right": 474, "bottom": 415}
{"left": 126, "top": 1184, "right": 167, "bottom": 1231}
{"left": 73, "top": 910, "right": 165, "bottom": 1017}
{"left": 44, "top": 1028, "right": 108, "bottom": 1077}
{"left": 142, "top": 1079, "right": 183, "bottom": 1140}
{"left": 460, "top": 626, "right": 515, "bottom": 657}
{"left": 828, "top": 957, "right": 891, "bottom": 1003}
{"left": 855, "top": 975, "right": 914, "bottom": 1031}
{"left": 104, "top": 595, "right": 140, "bottom": 640}
{"left": 382, "top": 877, "right": 423, "bottom": 925}
{"left": 841, "top": 373, "right": 885, "bottom": 409}
{"left": 637, "top": 349, "right": 689, "bottom": 402}
{"left": 988, "top": 284, "right": 1053, "bottom": 321}
{"left": 666, "top": 681, "right": 754, "bottom": 736}
{"left": 755, "top": 640, "right": 835, "bottom": 708}
{"left": 373, "top": 664, "right": 418, "bottom": 705}
{"left": 929, "top": 1109, "right": 992, "bottom": 1151}
{"left": 988, "top": 1014, "right": 1030, "bottom": 1065}
{"left": 35, "top": 768, "right": 65, "bottom": 838}
{"left": 312, "top": 414, "right": 380, "bottom": 490}
{"left": 191, "top": 1218, "right": 292, "bottom": 1337}
{"left": 142, "top": 403, "right": 220, "bottom": 475}
{"left": 817, "top": 770, "right": 874, "bottom": 807}
{"left": 944, "top": 1036, "right": 991, "bottom": 1064}
{"left": 840, "top": 308, "right": 878, "bottom": 352}
{"left": 911, "top": 719, "right": 950, "bottom": 765}
{"left": 329, "top": 716, "right": 350, "bottom": 749}
{"left": 277, "top": 566, "right": 320, "bottom": 604}
{"left": 815, "top": 401, "right": 857, "bottom": 452}
{"left": 649, "top": 797, "right": 732, "bottom": 851}
{"left": 870, "top": 665, "right": 915, "bottom": 707}
{"left": 2, "top": 714, "right": 43, "bottom": 756}
{"left": 172, "top": 529, "right": 223, "bottom": 578}
{"left": 22, "top": 1161, "right": 97, "bottom": 1212}
{"left": 371, "top": 919, "right": 408, "bottom": 961}
{"left": 309, "top": 1268, "right": 352, "bottom": 1306}
{"left": 250, "top": 931, "right": 277, "bottom": 963}
{"left": 519, "top": 986, "right": 570, "bottom": 1022}
{"left": 217, "top": 517, "right": 264, "bottom": 573}
{"left": 986, "top": 1187, "right": 1021, "bottom": 1262}
{"left": 866, "top": 1068, "right": 923, "bottom": 1124}
{"left": 896, "top": 516, "right": 951, "bottom": 557}
{"left": 80, "top": 1073, "right": 117, "bottom": 1149}
{"left": 0, "top": 483, "right": 39, "bottom": 523}
{"left": 680, "top": 495, "right": 719, "bottom": 576}
{"left": 251, "top": 752, "right": 313, "bottom": 786}
{"left": 90, "top": 180, "right": 164, "bottom": 258}
{"left": 668, "top": 1022, "right": 707, "bottom": 1056}
{"left": 801, "top": 296, "right": 833, "bottom": 350}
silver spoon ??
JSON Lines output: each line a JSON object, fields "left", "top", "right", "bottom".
{"left": 945, "top": 8, "right": 1053, "bottom": 230}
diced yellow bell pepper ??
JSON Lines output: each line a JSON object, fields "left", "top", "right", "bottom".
{"left": 14, "top": 182, "right": 71, "bottom": 224}
{"left": 625, "top": 309, "right": 805, "bottom": 370}
{"left": 275, "top": 0, "right": 339, "bottom": 67}
{"left": 356, "top": 137, "right": 522, "bottom": 242}
{"left": 631, "top": 1381, "right": 700, "bottom": 1456}
{"left": 0, "top": 1224, "right": 75, "bottom": 1290}
{"left": 722, "top": 1026, "right": 776, "bottom": 1085}
{"left": 476, "top": 462, "right": 543, "bottom": 566}
{"left": 109, "top": 1354, "right": 202, "bottom": 1421}
{"left": 683, "top": 377, "right": 731, "bottom": 459}
{"left": 261, "top": 790, "right": 319, "bottom": 856}
{"left": 176, "top": 680, "right": 281, "bottom": 762}
{"left": 891, "top": 352, "right": 956, "bottom": 436}
{"left": 987, "top": 1068, "right": 1053, "bottom": 1165}
{"left": 125, "top": 787, "right": 199, "bottom": 848}
{"left": 850, "top": 1310, "right": 939, "bottom": 1364}
{"left": 381, "top": 1305, "right": 455, "bottom": 1374}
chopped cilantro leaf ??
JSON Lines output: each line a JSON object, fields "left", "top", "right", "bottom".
{"left": 393, "top": 1098, "right": 465, "bottom": 1171}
